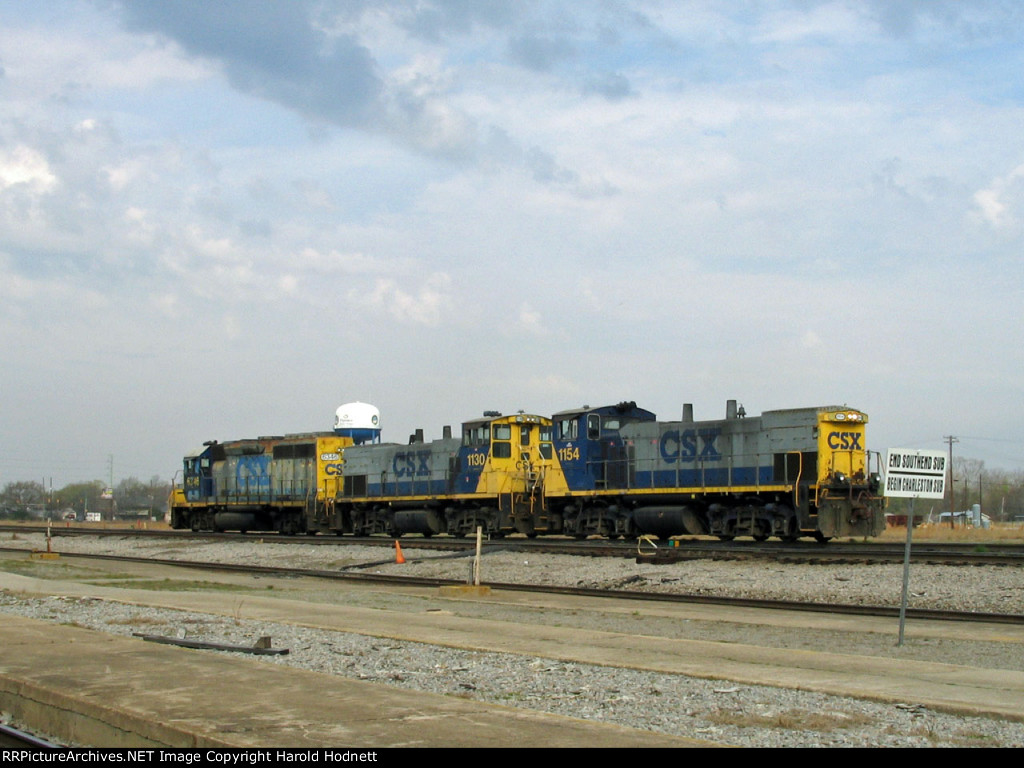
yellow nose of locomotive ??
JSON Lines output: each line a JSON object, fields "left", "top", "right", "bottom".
{"left": 817, "top": 409, "right": 869, "bottom": 485}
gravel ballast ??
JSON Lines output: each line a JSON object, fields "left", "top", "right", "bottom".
{"left": 2, "top": 533, "right": 1023, "bottom": 748}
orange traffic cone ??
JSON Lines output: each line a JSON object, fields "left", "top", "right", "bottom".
{"left": 394, "top": 540, "right": 406, "bottom": 564}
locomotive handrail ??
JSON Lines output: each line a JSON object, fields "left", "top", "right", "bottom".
{"left": 599, "top": 451, "right": 778, "bottom": 493}
{"left": 787, "top": 450, "right": 803, "bottom": 509}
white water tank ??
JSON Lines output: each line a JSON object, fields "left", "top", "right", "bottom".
{"left": 334, "top": 402, "right": 381, "bottom": 444}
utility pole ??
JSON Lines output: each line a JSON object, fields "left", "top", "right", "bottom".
{"left": 107, "top": 454, "right": 115, "bottom": 521}
{"left": 944, "top": 435, "right": 958, "bottom": 528}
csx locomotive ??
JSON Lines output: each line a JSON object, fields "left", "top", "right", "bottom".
{"left": 169, "top": 399, "right": 885, "bottom": 541}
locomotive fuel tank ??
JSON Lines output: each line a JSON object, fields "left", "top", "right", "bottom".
{"left": 631, "top": 506, "right": 708, "bottom": 537}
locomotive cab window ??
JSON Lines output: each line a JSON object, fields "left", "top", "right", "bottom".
{"left": 463, "top": 425, "right": 490, "bottom": 447}
{"left": 587, "top": 414, "right": 601, "bottom": 440}
{"left": 491, "top": 423, "right": 513, "bottom": 458}
{"left": 539, "top": 425, "right": 553, "bottom": 459}
{"left": 558, "top": 418, "right": 577, "bottom": 440}
{"left": 520, "top": 426, "right": 531, "bottom": 445}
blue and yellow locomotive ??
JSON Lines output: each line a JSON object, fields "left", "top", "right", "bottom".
{"left": 170, "top": 398, "right": 885, "bottom": 541}
{"left": 544, "top": 400, "right": 884, "bottom": 541}
{"left": 326, "top": 411, "right": 556, "bottom": 537}
{"left": 169, "top": 402, "right": 380, "bottom": 534}
{"left": 169, "top": 432, "right": 351, "bottom": 534}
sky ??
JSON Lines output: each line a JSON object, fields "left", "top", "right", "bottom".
{"left": 1, "top": 0, "right": 1023, "bottom": 489}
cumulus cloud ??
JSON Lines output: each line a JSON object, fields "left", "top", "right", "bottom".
{"left": 0, "top": 146, "right": 57, "bottom": 192}
{"left": 353, "top": 273, "right": 453, "bottom": 326}
{"left": 507, "top": 33, "right": 575, "bottom": 72}
{"left": 516, "top": 302, "right": 546, "bottom": 335}
{"left": 973, "top": 164, "right": 1024, "bottom": 229}
{"left": 116, "top": 0, "right": 383, "bottom": 126}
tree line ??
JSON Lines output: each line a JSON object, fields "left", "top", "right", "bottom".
{"left": 0, "top": 476, "right": 172, "bottom": 521}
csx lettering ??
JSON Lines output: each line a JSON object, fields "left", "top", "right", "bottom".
{"left": 660, "top": 428, "right": 721, "bottom": 463}
{"left": 827, "top": 431, "right": 863, "bottom": 450}
{"left": 324, "top": 463, "right": 344, "bottom": 476}
{"left": 393, "top": 451, "right": 431, "bottom": 477}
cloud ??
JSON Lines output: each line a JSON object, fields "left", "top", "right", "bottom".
{"left": 352, "top": 273, "right": 453, "bottom": 326}
{"left": 3, "top": 1, "right": 1024, "bottom": 484}
{"left": 516, "top": 302, "right": 546, "bottom": 336}
{"left": 507, "top": 33, "right": 576, "bottom": 72}
{"left": 116, "top": 1, "right": 383, "bottom": 126}
{"left": 973, "top": 163, "right": 1024, "bottom": 229}
{"left": 0, "top": 145, "right": 57, "bottom": 192}
{"left": 582, "top": 72, "right": 635, "bottom": 101}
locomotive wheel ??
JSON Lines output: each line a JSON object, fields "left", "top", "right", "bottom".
{"left": 813, "top": 531, "right": 832, "bottom": 544}
{"left": 752, "top": 533, "right": 768, "bottom": 542}
{"left": 780, "top": 519, "right": 800, "bottom": 542}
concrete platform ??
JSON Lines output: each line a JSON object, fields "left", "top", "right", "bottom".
{"left": 0, "top": 616, "right": 714, "bottom": 748}
{"left": 3, "top": 557, "right": 1024, "bottom": 747}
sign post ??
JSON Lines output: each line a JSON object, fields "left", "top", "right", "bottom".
{"left": 884, "top": 448, "right": 947, "bottom": 646}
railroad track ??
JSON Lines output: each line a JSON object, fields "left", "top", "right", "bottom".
{"left": 3, "top": 546, "right": 1021, "bottom": 626}
{"left": 4, "top": 524, "right": 1024, "bottom": 566}
{"left": 0, "top": 722, "right": 60, "bottom": 749}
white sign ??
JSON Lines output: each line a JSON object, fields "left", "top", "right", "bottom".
{"left": 884, "top": 448, "right": 947, "bottom": 499}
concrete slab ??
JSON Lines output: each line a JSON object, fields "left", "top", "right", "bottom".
{"left": 0, "top": 616, "right": 714, "bottom": 748}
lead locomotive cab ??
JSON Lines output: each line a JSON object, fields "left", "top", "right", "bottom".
{"left": 812, "top": 408, "right": 884, "bottom": 540}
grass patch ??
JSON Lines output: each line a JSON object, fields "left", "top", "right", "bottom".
{"left": 707, "top": 707, "right": 875, "bottom": 732}
{"left": 885, "top": 724, "right": 1001, "bottom": 746}
{"left": 0, "top": 559, "right": 120, "bottom": 580}
{"left": 879, "top": 523, "right": 1024, "bottom": 544}
{"left": 104, "top": 616, "right": 169, "bottom": 626}
{"left": 82, "top": 578, "right": 259, "bottom": 592}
